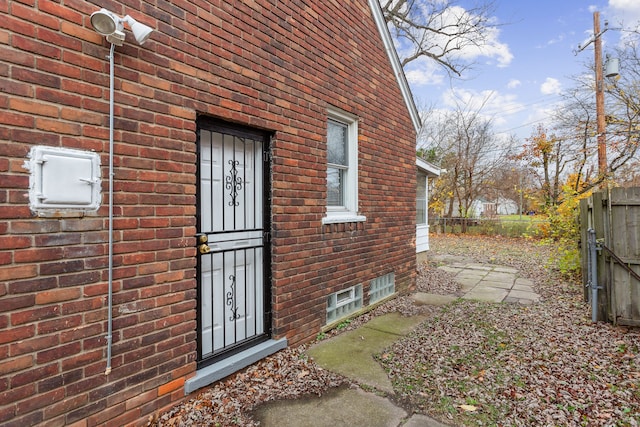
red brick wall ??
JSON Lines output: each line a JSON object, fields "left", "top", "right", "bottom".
{"left": 0, "top": 0, "right": 417, "bottom": 425}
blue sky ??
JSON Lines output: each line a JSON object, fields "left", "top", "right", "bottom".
{"left": 404, "top": 0, "right": 640, "bottom": 140}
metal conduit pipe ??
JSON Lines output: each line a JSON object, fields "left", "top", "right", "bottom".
{"left": 105, "top": 42, "right": 115, "bottom": 375}
{"left": 90, "top": 7, "right": 153, "bottom": 376}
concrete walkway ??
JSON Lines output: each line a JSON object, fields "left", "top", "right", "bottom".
{"left": 252, "top": 260, "right": 540, "bottom": 426}
{"left": 437, "top": 259, "right": 540, "bottom": 305}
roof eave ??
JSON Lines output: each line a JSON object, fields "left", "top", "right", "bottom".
{"left": 416, "top": 157, "right": 441, "bottom": 176}
{"left": 368, "top": 0, "right": 422, "bottom": 133}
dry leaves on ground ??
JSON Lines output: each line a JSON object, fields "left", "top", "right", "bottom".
{"left": 156, "top": 234, "right": 640, "bottom": 426}
{"left": 154, "top": 345, "right": 345, "bottom": 426}
{"left": 381, "top": 234, "right": 640, "bottom": 426}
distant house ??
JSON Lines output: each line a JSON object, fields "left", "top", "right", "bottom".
{"left": 496, "top": 197, "right": 519, "bottom": 215}
{"left": 416, "top": 158, "right": 441, "bottom": 252}
{"left": 0, "top": 1, "right": 423, "bottom": 425}
{"left": 471, "top": 197, "right": 519, "bottom": 217}
{"left": 451, "top": 197, "right": 519, "bottom": 218}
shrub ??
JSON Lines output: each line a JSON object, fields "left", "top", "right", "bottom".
{"left": 535, "top": 182, "right": 590, "bottom": 279}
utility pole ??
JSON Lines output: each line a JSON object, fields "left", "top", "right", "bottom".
{"left": 593, "top": 12, "right": 607, "bottom": 177}
{"left": 576, "top": 11, "right": 611, "bottom": 177}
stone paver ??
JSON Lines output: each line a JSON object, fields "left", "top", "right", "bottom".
{"left": 494, "top": 266, "right": 519, "bottom": 273}
{"left": 483, "top": 272, "right": 516, "bottom": 283}
{"left": 437, "top": 262, "right": 541, "bottom": 304}
{"left": 515, "top": 277, "right": 534, "bottom": 287}
{"left": 307, "top": 312, "right": 426, "bottom": 394}
{"left": 412, "top": 293, "right": 457, "bottom": 306}
{"left": 254, "top": 260, "right": 541, "bottom": 427}
{"left": 438, "top": 266, "right": 462, "bottom": 274}
{"left": 454, "top": 277, "right": 483, "bottom": 291}
{"left": 404, "top": 414, "right": 451, "bottom": 427}
{"left": 506, "top": 289, "right": 540, "bottom": 302}
{"left": 253, "top": 386, "right": 407, "bottom": 427}
{"left": 466, "top": 263, "right": 494, "bottom": 271}
{"left": 479, "top": 279, "right": 513, "bottom": 290}
{"left": 504, "top": 296, "right": 535, "bottom": 305}
{"left": 513, "top": 283, "right": 535, "bottom": 292}
{"left": 463, "top": 287, "right": 509, "bottom": 302}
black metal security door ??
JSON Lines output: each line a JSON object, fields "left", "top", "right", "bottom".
{"left": 196, "top": 118, "right": 271, "bottom": 367}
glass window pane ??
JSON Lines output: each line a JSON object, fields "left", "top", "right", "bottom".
{"left": 416, "top": 199, "right": 426, "bottom": 224}
{"left": 327, "top": 121, "right": 347, "bottom": 166}
{"left": 416, "top": 171, "right": 427, "bottom": 224}
{"left": 327, "top": 167, "right": 343, "bottom": 206}
{"left": 417, "top": 171, "right": 426, "bottom": 195}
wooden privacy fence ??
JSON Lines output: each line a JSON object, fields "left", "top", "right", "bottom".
{"left": 580, "top": 187, "right": 640, "bottom": 325}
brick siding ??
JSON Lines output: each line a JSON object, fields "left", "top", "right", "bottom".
{"left": 0, "top": 0, "right": 417, "bottom": 425}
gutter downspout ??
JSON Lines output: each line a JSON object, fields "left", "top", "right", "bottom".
{"left": 105, "top": 42, "right": 115, "bottom": 375}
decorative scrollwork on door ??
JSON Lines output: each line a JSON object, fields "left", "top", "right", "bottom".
{"left": 226, "top": 274, "right": 241, "bottom": 321}
{"left": 225, "top": 160, "right": 243, "bottom": 206}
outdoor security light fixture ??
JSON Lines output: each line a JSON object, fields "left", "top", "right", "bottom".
{"left": 90, "top": 8, "right": 153, "bottom": 46}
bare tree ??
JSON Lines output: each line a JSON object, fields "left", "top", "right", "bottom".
{"left": 551, "top": 83, "right": 596, "bottom": 192}
{"left": 603, "top": 40, "right": 640, "bottom": 176}
{"left": 380, "top": 0, "right": 502, "bottom": 77}
{"left": 424, "top": 100, "right": 512, "bottom": 227}
{"left": 545, "top": 36, "right": 640, "bottom": 194}
{"left": 484, "top": 160, "right": 532, "bottom": 215}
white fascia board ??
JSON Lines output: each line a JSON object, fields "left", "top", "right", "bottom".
{"left": 416, "top": 157, "right": 441, "bottom": 176}
{"left": 368, "top": 0, "right": 422, "bottom": 133}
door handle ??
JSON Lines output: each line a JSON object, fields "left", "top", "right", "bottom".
{"left": 196, "top": 234, "right": 211, "bottom": 254}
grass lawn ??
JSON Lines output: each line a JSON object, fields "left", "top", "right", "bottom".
{"left": 433, "top": 215, "right": 549, "bottom": 238}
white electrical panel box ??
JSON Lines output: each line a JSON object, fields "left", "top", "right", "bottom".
{"left": 26, "top": 146, "right": 101, "bottom": 212}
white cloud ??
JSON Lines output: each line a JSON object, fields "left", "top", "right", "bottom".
{"left": 404, "top": 57, "right": 445, "bottom": 86}
{"left": 455, "top": 23, "right": 513, "bottom": 68}
{"left": 399, "top": 5, "right": 513, "bottom": 70}
{"left": 521, "top": 99, "right": 566, "bottom": 136}
{"left": 609, "top": 0, "right": 640, "bottom": 13}
{"left": 440, "top": 87, "right": 525, "bottom": 127}
{"left": 540, "top": 78, "right": 562, "bottom": 95}
{"left": 507, "top": 79, "right": 521, "bottom": 89}
{"left": 546, "top": 33, "right": 565, "bottom": 46}
{"left": 426, "top": 87, "right": 568, "bottom": 140}
{"left": 608, "top": 0, "right": 640, "bottom": 28}
{"left": 406, "top": 69, "right": 445, "bottom": 86}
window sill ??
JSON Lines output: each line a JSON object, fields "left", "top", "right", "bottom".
{"left": 322, "top": 214, "right": 367, "bottom": 225}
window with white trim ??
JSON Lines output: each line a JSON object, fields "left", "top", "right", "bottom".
{"left": 324, "top": 109, "right": 365, "bottom": 224}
